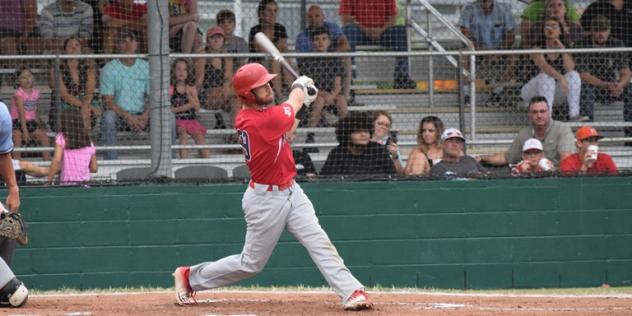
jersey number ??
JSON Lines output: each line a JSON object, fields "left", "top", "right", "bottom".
{"left": 237, "top": 129, "right": 251, "bottom": 161}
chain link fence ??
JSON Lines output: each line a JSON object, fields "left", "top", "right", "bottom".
{"left": 0, "top": 0, "right": 628, "bottom": 185}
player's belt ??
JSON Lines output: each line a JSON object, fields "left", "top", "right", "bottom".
{"left": 249, "top": 180, "right": 294, "bottom": 192}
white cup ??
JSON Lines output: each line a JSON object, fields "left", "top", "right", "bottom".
{"left": 587, "top": 145, "right": 599, "bottom": 161}
{"left": 538, "top": 158, "right": 552, "bottom": 171}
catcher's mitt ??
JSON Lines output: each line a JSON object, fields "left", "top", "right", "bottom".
{"left": 0, "top": 212, "right": 28, "bottom": 246}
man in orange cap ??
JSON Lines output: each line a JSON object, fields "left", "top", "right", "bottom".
{"left": 560, "top": 126, "right": 617, "bottom": 174}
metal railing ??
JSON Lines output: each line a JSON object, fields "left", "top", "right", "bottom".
{"left": 407, "top": 0, "right": 476, "bottom": 139}
{"left": 5, "top": 47, "right": 632, "bottom": 167}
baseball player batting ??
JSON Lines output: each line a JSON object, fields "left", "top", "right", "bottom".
{"left": 173, "top": 63, "right": 373, "bottom": 311}
{"left": 0, "top": 102, "right": 29, "bottom": 308}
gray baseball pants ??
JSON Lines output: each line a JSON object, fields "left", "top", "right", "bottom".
{"left": 189, "top": 181, "right": 364, "bottom": 303}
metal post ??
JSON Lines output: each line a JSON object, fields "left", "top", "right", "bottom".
{"left": 426, "top": 10, "right": 434, "bottom": 107}
{"left": 406, "top": 0, "right": 412, "bottom": 79}
{"left": 148, "top": 0, "right": 172, "bottom": 178}
{"left": 234, "top": 0, "right": 243, "bottom": 37}
{"left": 53, "top": 55, "right": 62, "bottom": 133}
{"left": 470, "top": 54, "right": 477, "bottom": 142}
{"left": 300, "top": 0, "right": 307, "bottom": 31}
{"left": 457, "top": 53, "right": 465, "bottom": 142}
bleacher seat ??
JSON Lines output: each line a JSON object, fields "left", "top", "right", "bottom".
{"left": 232, "top": 164, "right": 250, "bottom": 180}
{"left": 116, "top": 167, "right": 153, "bottom": 181}
{"left": 174, "top": 165, "right": 228, "bottom": 180}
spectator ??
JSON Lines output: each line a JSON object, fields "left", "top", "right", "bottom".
{"left": 248, "top": 0, "right": 292, "bottom": 98}
{"left": 520, "top": 16, "right": 581, "bottom": 120}
{"left": 47, "top": 109, "right": 97, "bottom": 185}
{"left": 581, "top": 0, "right": 632, "bottom": 49}
{"left": 521, "top": 0, "right": 580, "bottom": 48}
{"left": 10, "top": 68, "right": 51, "bottom": 161}
{"left": 10, "top": 158, "right": 51, "bottom": 185}
{"left": 193, "top": 26, "right": 237, "bottom": 127}
{"left": 102, "top": 0, "right": 147, "bottom": 53}
{"left": 576, "top": 15, "right": 632, "bottom": 144}
{"left": 39, "top": 0, "right": 94, "bottom": 53}
{"left": 99, "top": 29, "right": 149, "bottom": 160}
{"left": 320, "top": 112, "right": 396, "bottom": 176}
{"left": 298, "top": 26, "right": 348, "bottom": 129}
{"left": 429, "top": 128, "right": 488, "bottom": 179}
{"left": 560, "top": 125, "right": 617, "bottom": 174}
{"left": 168, "top": 0, "right": 201, "bottom": 53}
{"left": 0, "top": 0, "right": 39, "bottom": 59}
{"left": 478, "top": 96, "right": 575, "bottom": 166}
{"left": 522, "top": 0, "right": 582, "bottom": 48}
{"left": 404, "top": 116, "right": 445, "bottom": 176}
{"left": 369, "top": 110, "right": 403, "bottom": 174}
{"left": 510, "top": 138, "right": 555, "bottom": 176}
{"left": 339, "top": 0, "right": 416, "bottom": 89}
{"left": 216, "top": 9, "right": 249, "bottom": 71}
{"left": 171, "top": 58, "right": 208, "bottom": 159}
{"left": 296, "top": 5, "right": 353, "bottom": 103}
{"left": 51, "top": 36, "right": 100, "bottom": 133}
{"left": 458, "top": 0, "right": 517, "bottom": 83}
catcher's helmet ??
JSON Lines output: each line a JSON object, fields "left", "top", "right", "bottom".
{"left": 335, "top": 112, "right": 374, "bottom": 146}
{"left": 232, "top": 63, "right": 276, "bottom": 104}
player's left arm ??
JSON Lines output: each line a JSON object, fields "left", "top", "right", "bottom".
{"left": 0, "top": 154, "right": 19, "bottom": 212}
{"left": 0, "top": 105, "right": 19, "bottom": 212}
{"left": 286, "top": 86, "right": 305, "bottom": 115}
{"left": 0, "top": 102, "right": 20, "bottom": 212}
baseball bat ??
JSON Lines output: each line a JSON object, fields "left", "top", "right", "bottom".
{"left": 254, "top": 32, "right": 316, "bottom": 96}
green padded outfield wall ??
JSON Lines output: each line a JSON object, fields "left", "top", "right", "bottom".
{"left": 8, "top": 176, "right": 632, "bottom": 290}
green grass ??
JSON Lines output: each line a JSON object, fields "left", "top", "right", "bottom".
{"left": 30, "top": 285, "right": 632, "bottom": 296}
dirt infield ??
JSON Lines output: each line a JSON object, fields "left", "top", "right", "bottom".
{"left": 7, "top": 289, "right": 632, "bottom": 316}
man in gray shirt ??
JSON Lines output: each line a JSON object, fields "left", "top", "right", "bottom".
{"left": 39, "top": 0, "right": 93, "bottom": 52}
{"left": 479, "top": 96, "right": 575, "bottom": 166}
{"left": 430, "top": 128, "right": 488, "bottom": 179}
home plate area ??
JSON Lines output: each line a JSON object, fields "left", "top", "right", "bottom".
{"left": 9, "top": 289, "right": 632, "bottom": 315}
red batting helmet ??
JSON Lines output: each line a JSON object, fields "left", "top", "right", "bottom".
{"left": 232, "top": 63, "right": 276, "bottom": 104}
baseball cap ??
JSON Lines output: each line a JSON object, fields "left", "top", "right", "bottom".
{"left": 522, "top": 138, "right": 543, "bottom": 152}
{"left": 575, "top": 126, "right": 603, "bottom": 141}
{"left": 207, "top": 26, "right": 225, "bottom": 38}
{"left": 441, "top": 128, "right": 465, "bottom": 141}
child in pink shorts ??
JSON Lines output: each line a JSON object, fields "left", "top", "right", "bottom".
{"left": 171, "top": 58, "right": 209, "bottom": 158}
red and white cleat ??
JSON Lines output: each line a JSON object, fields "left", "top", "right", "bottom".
{"left": 172, "top": 266, "right": 197, "bottom": 305}
{"left": 343, "top": 289, "right": 374, "bottom": 311}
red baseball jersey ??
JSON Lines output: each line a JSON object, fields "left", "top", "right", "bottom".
{"left": 235, "top": 103, "right": 296, "bottom": 185}
{"left": 559, "top": 153, "right": 618, "bottom": 175}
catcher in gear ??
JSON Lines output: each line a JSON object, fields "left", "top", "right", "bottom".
{"left": 0, "top": 101, "right": 28, "bottom": 307}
